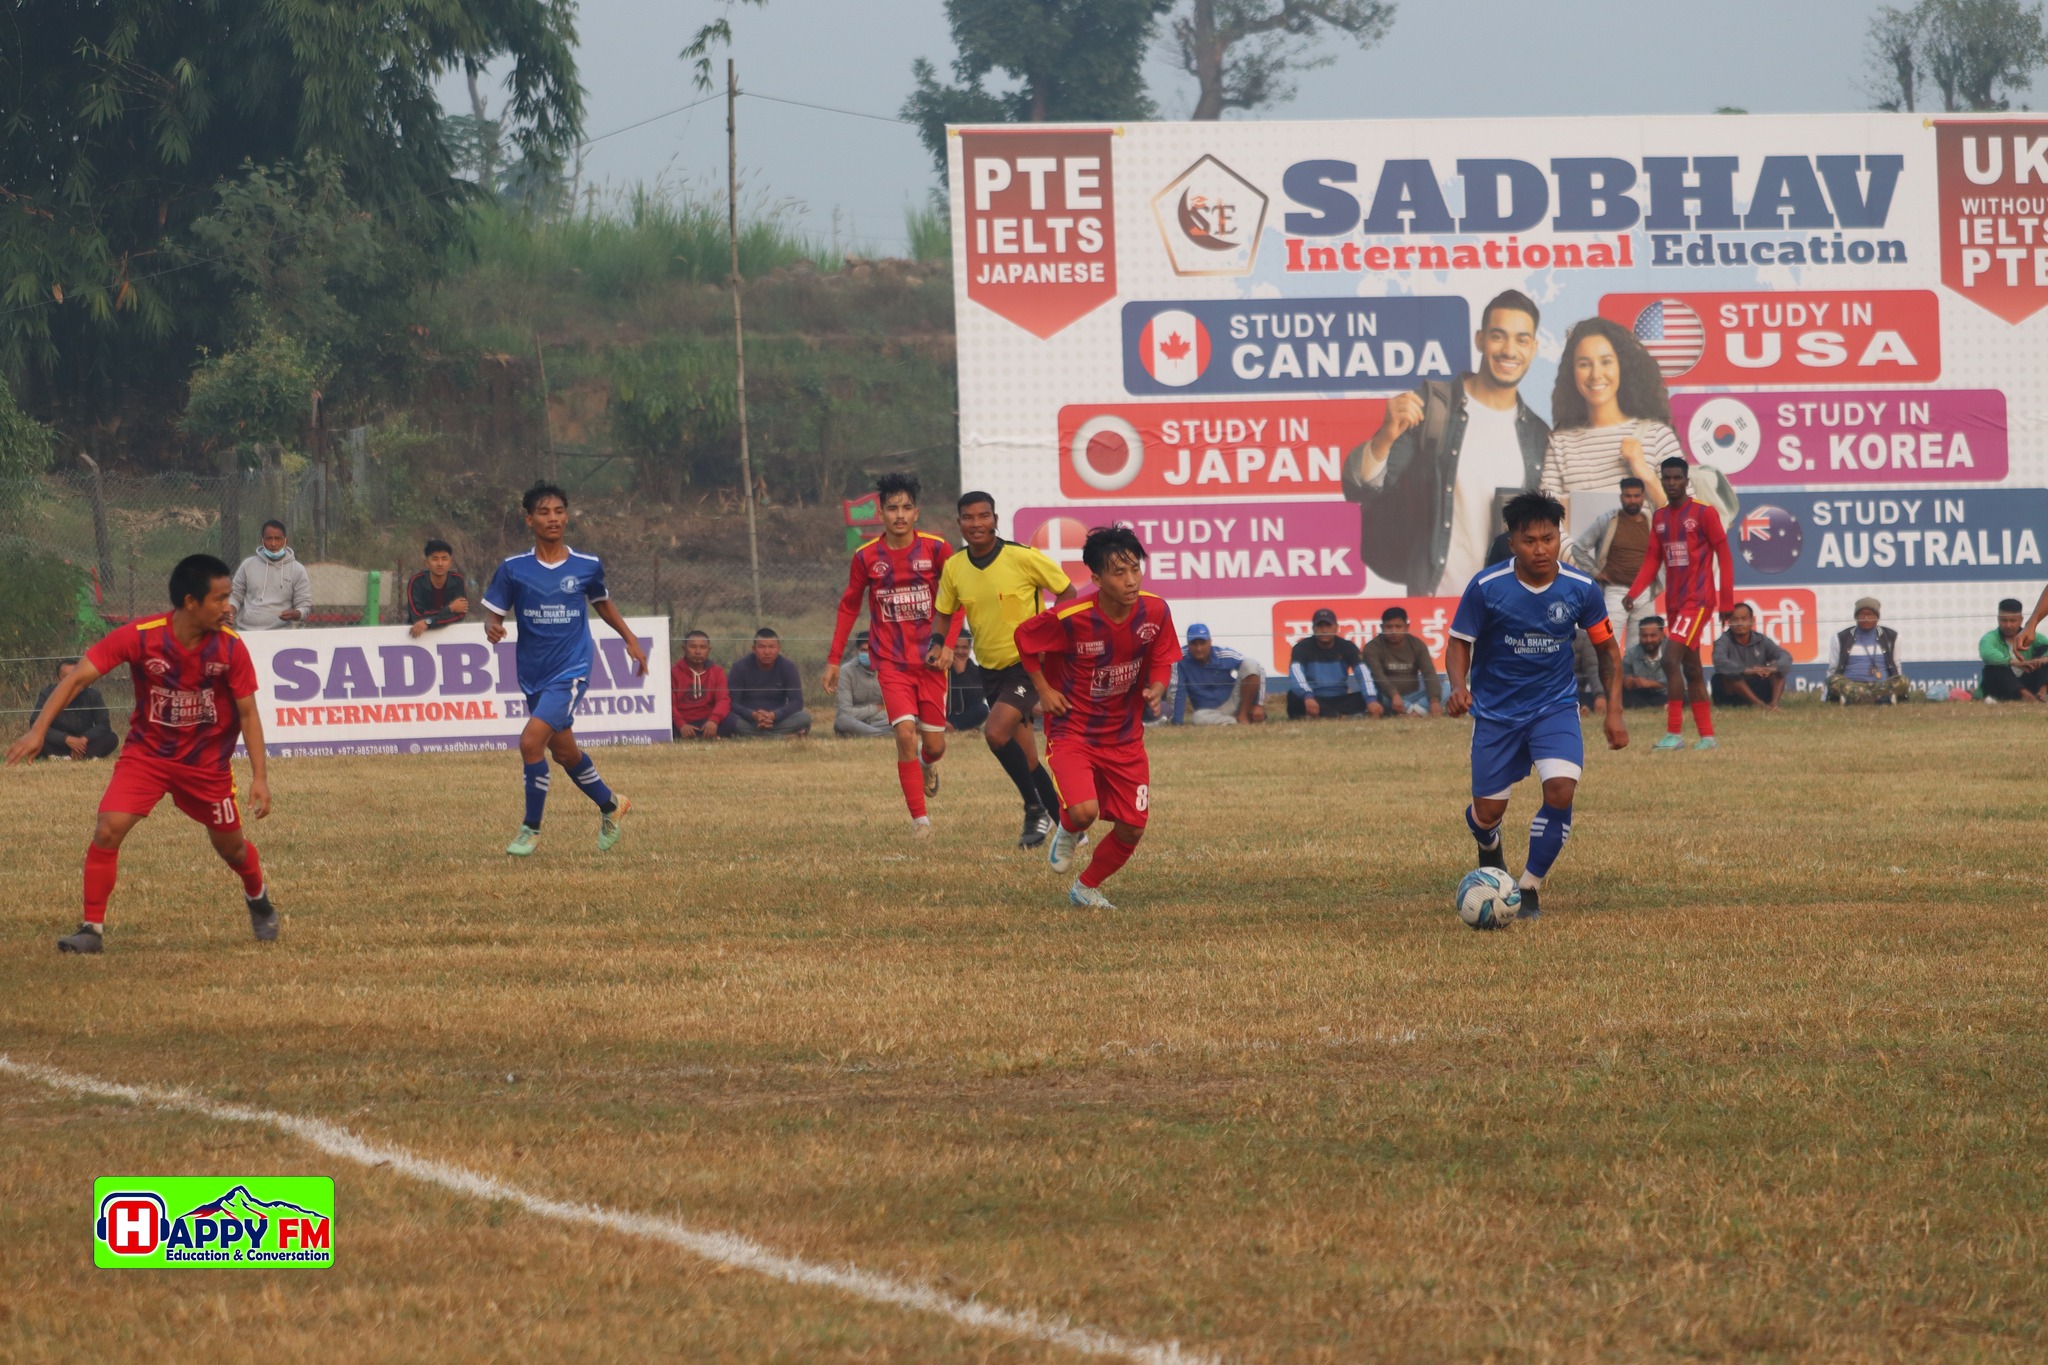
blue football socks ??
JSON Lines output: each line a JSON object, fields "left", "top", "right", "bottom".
{"left": 1466, "top": 804, "right": 1503, "bottom": 851}
{"left": 563, "top": 753, "right": 617, "bottom": 813}
{"left": 1524, "top": 802, "right": 1573, "bottom": 884}
{"left": 522, "top": 759, "right": 550, "bottom": 829}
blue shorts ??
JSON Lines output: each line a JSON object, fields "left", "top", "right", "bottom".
{"left": 1470, "top": 707, "right": 1584, "bottom": 799}
{"left": 524, "top": 677, "right": 588, "bottom": 732}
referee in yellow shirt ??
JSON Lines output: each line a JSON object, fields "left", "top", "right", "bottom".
{"left": 926, "top": 491, "right": 1077, "bottom": 847}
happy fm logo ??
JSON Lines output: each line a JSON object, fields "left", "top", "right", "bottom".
{"left": 97, "top": 1184, "right": 330, "bottom": 1259}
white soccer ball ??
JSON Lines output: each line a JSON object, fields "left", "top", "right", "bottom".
{"left": 1455, "top": 867, "right": 1522, "bottom": 930}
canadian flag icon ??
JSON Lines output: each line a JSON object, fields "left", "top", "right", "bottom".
{"left": 1137, "top": 309, "right": 1209, "bottom": 387}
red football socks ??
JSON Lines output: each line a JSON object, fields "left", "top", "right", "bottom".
{"left": 1079, "top": 832, "right": 1137, "bottom": 889}
{"left": 1665, "top": 698, "right": 1684, "bottom": 735}
{"left": 1691, "top": 700, "right": 1715, "bottom": 738}
{"left": 83, "top": 845, "right": 117, "bottom": 926}
{"left": 896, "top": 760, "right": 927, "bottom": 819}
{"left": 232, "top": 840, "right": 266, "bottom": 898}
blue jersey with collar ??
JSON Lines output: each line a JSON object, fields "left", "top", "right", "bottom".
{"left": 1450, "top": 561, "right": 1607, "bottom": 727}
{"left": 482, "top": 547, "right": 609, "bottom": 692}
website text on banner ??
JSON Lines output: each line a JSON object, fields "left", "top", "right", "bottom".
{"left": 237, "top": 619, "right": 671, "bottom": 759}
{"left": 948, "top": 113, "right": 2048, "bottom": 672}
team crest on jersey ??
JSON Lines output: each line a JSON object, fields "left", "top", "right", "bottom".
{"left": 144, "top": 657, "right": 171, "bottom": 677}
{"left": 559, "top": 575, "right": 580, "bottom": 593}
{"left": 1682, "top": 516, "right": 1699, "bottom": 534}
{"left": 1134, "top": 622, "right": 1161, "bottom": 643}
{"left": 1545, "top": 600, "right": 1573, "bottom": 627}
{"left": 867, "top": 559, "right": 889, "bottom": 580}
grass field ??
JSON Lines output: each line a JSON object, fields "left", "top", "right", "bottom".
{"left": 3, "top": 706, "right": 2046, "bottom": 1362}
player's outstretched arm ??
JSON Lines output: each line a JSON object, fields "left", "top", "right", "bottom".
{"left": 1444, "top": 638, "right": 1473, "bottom": 718}
{"left": 591, "top": 598, "right": 649, "bottom": 675}
{"left": 235, "top": 694, "right": 273, "bottom": 819}
{"left": 5, "top": 658, "right": 104, "bottom": 766}
{"left": 1597, "top": 636, "right": 1629, "bottom": 750}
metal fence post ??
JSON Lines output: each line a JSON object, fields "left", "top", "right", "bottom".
{"left": 218, "top": 447, "right": 241, "bottom": 562}
{"left": 78, "top": 451, "right": 113, "bottom": 601}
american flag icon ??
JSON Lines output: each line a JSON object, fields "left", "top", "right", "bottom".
{"left": 1631, "top": 298, "right": 1705, "bottom": 380}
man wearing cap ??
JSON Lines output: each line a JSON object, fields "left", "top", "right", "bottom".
{"left": 1287, "top": 609, "right": 1377, "bottom": 719}
{"left": 1825, "top": 598, "right": 1911, "bottom": 704}
{"left": 1978, "top": 597, "right": 2048, "bottom": 703}
{"left": 1168, "top": 624, "right": 1266, "bottom": 726}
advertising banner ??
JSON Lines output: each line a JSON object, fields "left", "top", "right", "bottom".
{"left": 237, "top": 618, "right": 670, "bottom": 758}
{"left": 949, "top": 114, "right": 2048, "bottom": 672}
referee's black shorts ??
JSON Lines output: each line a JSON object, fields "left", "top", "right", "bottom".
{"left": 979, "top": 662, "right": 1039, "bottom": 716}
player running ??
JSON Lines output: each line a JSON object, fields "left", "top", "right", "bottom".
{"left": 1448, "top": 492, "right": 1627, "bottom": 920}
{"left": 823, "top": 472, "right": 953, "bottom": 838}
{"left": 1623, "top": 456, "right": 1735, "bottom": 751}
{"left": 1015, "top": 526, "right": 1182, "bottom": 910}
{"left": 5, "top": 554, "right": 277, "bottom": 953}
{"left": 483, "top": 482, "right": 647, "bottom": 856}
{"left": 925, "top": 491, "right": 1076, "bottom": 848}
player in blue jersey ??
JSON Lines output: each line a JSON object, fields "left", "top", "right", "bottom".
{"left": 1446, "top": 491, "right": 1627, "bottom": 920}
{"left": 482, "top": 482, "right": 650, "bottom": 856}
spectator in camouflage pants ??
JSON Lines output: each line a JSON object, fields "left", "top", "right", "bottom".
{"left": 1825, "top": 598, "right": 1912, "bottom": 704}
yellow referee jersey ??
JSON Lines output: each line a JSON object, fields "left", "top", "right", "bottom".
{"left": 934, "top": 539, "right": 1073, "bottom": 669}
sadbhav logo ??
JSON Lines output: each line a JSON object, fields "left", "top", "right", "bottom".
{"left": 94, "top": 1177, "right": 334, "bottom": 1268}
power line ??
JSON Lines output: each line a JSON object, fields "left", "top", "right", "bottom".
{"left": 741, "top": 91, "right": 913, "bottom": 127}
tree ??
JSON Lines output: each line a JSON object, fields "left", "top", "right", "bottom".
{"left": 1865, "top": 0, "right": 2048, "bottom": 111}
{"left": 1171, "top": 0, "right": 1395, "bottom": 120}
{"left": 903, "top": 0, "right": 1171, "bottom": 176}
{"left": 1, "top": 0, "right": 582, "bottom": 428}
{"left": 0, "top": 380, "right": 55, "bottom": 513}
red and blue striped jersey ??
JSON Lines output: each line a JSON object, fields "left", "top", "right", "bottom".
{"left": 83, "top": 616, "right": 258, "bottom": 769}
{"left": 1626, "top": 497, "right": 1735, "bottom": 614}
{"left": 829, "top": 532, "right": 953, "bottom": 670}
{"left": 1014, "top": 592, "right": 1182, "bottom": 747}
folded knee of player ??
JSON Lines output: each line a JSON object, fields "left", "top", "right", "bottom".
{"left": 1063, "top": 799, "right": 1100, "bottom": 829}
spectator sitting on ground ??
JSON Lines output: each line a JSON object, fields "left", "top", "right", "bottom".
{"left": 834, "top": 630, "right": 890, "bottom": 737}
{"left": 1620, "top": 617, "right": 1671, "bottom": 709}
{"left": 406, "top": 538, "right": 469, "bottom": 637}
{"left": 720, "top": 628, "right": 812, "bottom": 737}
{"left": 947, "top": 630, "right": 990, "bottom": 732}
{"left": 671, "top": 629, "right": 730, "bottom": 739}
{"left": 32, "top": 659, "right": 118, "bottom": 760}
{"left": 229, "top": 519, "right": 312, "bottom": 630}
{"left": 1288, "top": 608, "right": 1377, "bottom": 719}
{"left": 1712, "top": 602, "right": 1792, "bottom": 710}
{"left": 1361, "top": 607, "right": 1443, "bottom": 717}
{"left": 1979, "top": 597, "right": 2048, "bottom": 703}
{"left": 1170, "top": 623, "right": 1267, "bottom": 725}
{"left": 1573, "top": 628, "right": 1607, "bottom": 716}
{"left": 1826, "top": 597, "right": 1912, "bottom": 705}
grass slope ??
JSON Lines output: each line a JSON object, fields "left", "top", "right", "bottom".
{"left": 3, "top": 706, "right": 2045, "bottom": 1361}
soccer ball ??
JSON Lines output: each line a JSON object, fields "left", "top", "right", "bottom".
{"left": 1455, "top": 868, "right": 1522, "bottom": 930}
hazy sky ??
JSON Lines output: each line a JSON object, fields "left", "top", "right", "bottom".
{"left": 444, "top": 0, "right": 2025, "bottom": 256}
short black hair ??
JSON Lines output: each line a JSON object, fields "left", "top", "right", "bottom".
{"left": 261, "top": 519, "right": 287, "bottom": 536}
{"left": 1081, "top": 524, "right": 1147, "bottom": 574}
{"left": 1619, "top": 476, "right": 1645, "bottom": 491}
{"left": 684, "top": 628, "right": 710, "bottom": 642}
{"left": 1501, "top": 490, "right": 1566, "bottom": 534}
{"left": 1481, "top": 288, "right": 1540, "bottom": 332}
{"left": 1380, "top": 606, "right": 1409, "bottom": 624}
{"left": 1733, "top": 601, "right": 1757, "bottom": 616}
{"left": 523, "top": 481, "right": 568, "bottom": 513}
{"left": 423, "top": 538, "right": 452, "bottom": 557}
{"left": 753, "top": 627, "right": 779, "bottom": 641}
{"left": 169, "top": 553, "right": 234, "bottom": 610}
{"left": 876, "top": 471, "right": 920, "bottom": 505}
{"left": 957, "top": 489, "right": 995, "bottom": 514}
{"left": 2000, "top": 597, "right": 2024, "bottom": 614}
{"left": 1642, "top": 615, "right": 1666, "bottom": 629}
{"left": 1660, "top": 456, "right": 1690, "bottom": 474}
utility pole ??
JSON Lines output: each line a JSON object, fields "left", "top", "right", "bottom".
{"left": 727, "top": 56, "right": 764, "bottom": 626}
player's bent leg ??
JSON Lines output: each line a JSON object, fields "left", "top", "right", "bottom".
{"left": 207, "top": 825, "right": 279, "bottom": 941}
{"left": 65, "top": 809, "right": 146, "bottom": 952}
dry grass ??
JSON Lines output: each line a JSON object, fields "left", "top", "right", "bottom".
{"left": 2, "top": 706, "right": 2045, "bottom": 1362}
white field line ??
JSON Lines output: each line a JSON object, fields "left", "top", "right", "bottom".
{"left": 0, "top": 1056, "right": 1218, "bottom": 1365}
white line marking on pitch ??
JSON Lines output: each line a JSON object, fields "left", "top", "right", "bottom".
{"left": 0, "top": 1056, "right": 1217, "bottom": 1364}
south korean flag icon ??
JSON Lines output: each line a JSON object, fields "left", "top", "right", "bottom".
{"left": 1137, "top": 308, "right": 1210, "bottom": 388}
{"left": 1685, "top": 397, "right": 1762, "bottom": 476}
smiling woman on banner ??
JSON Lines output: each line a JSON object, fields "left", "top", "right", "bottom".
{"left": 1541, "top": 318, "right": 1682, "bottom": 509}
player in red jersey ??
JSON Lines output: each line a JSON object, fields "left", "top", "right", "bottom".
{"left": 1623, "top": 456, "right": 1736, "bottom": 751}
{"left": 1015, "top": 525, "right": 1182, "bottom": 910}
{"left": 5, "top": 554, "right": 277, "bottom": 953}
{"left": 823, "top": 472, "right": 954, "bottom": 837}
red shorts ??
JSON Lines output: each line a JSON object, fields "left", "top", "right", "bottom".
{"left": 1046, "top": 738, "right": 1152, "bottom": 828}
{"left": 878, "top": 663, "right": 948, "bottom": 733}
{"left": 99, "top": 753, "right": 241, "bottom": 830}
{"left": 1668, "top": 604, "right": 1713, "bottom": 651}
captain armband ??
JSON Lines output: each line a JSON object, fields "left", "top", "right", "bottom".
{"left": 1584, "top": 619, "right": 1615, "bottom": 646}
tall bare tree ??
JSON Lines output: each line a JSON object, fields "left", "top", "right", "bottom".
{"left": 1173, "top": 0, "right": 1395, "bottom": 120}
{"left": 1866, "top": 0, "right": 2048, "bottom": 111}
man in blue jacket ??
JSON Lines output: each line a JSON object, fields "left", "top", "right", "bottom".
{"left": 1168, "top": 624, "right": 1266, "bottom": 725}
{"left": 1287, "top": 609, "right": 1377, "bottom": 719}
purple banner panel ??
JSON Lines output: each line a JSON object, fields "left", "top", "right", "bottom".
{"left": 1672, "top": 389, "right": 2007, "bottom": 486}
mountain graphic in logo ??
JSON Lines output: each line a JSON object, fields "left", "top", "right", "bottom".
{"left": 179, "top": 1184, "right": 325, "bottom": 1224}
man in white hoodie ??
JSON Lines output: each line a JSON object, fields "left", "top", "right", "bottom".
{"left": 230, "top": 520, "right": 313, "bottom": 630}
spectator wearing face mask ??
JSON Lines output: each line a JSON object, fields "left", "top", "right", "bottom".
{"left": 229, "top": 520, "right": 313, "bottom": 630}
{"left": 834, "top": 631, "right": 891, "bottom": 737}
